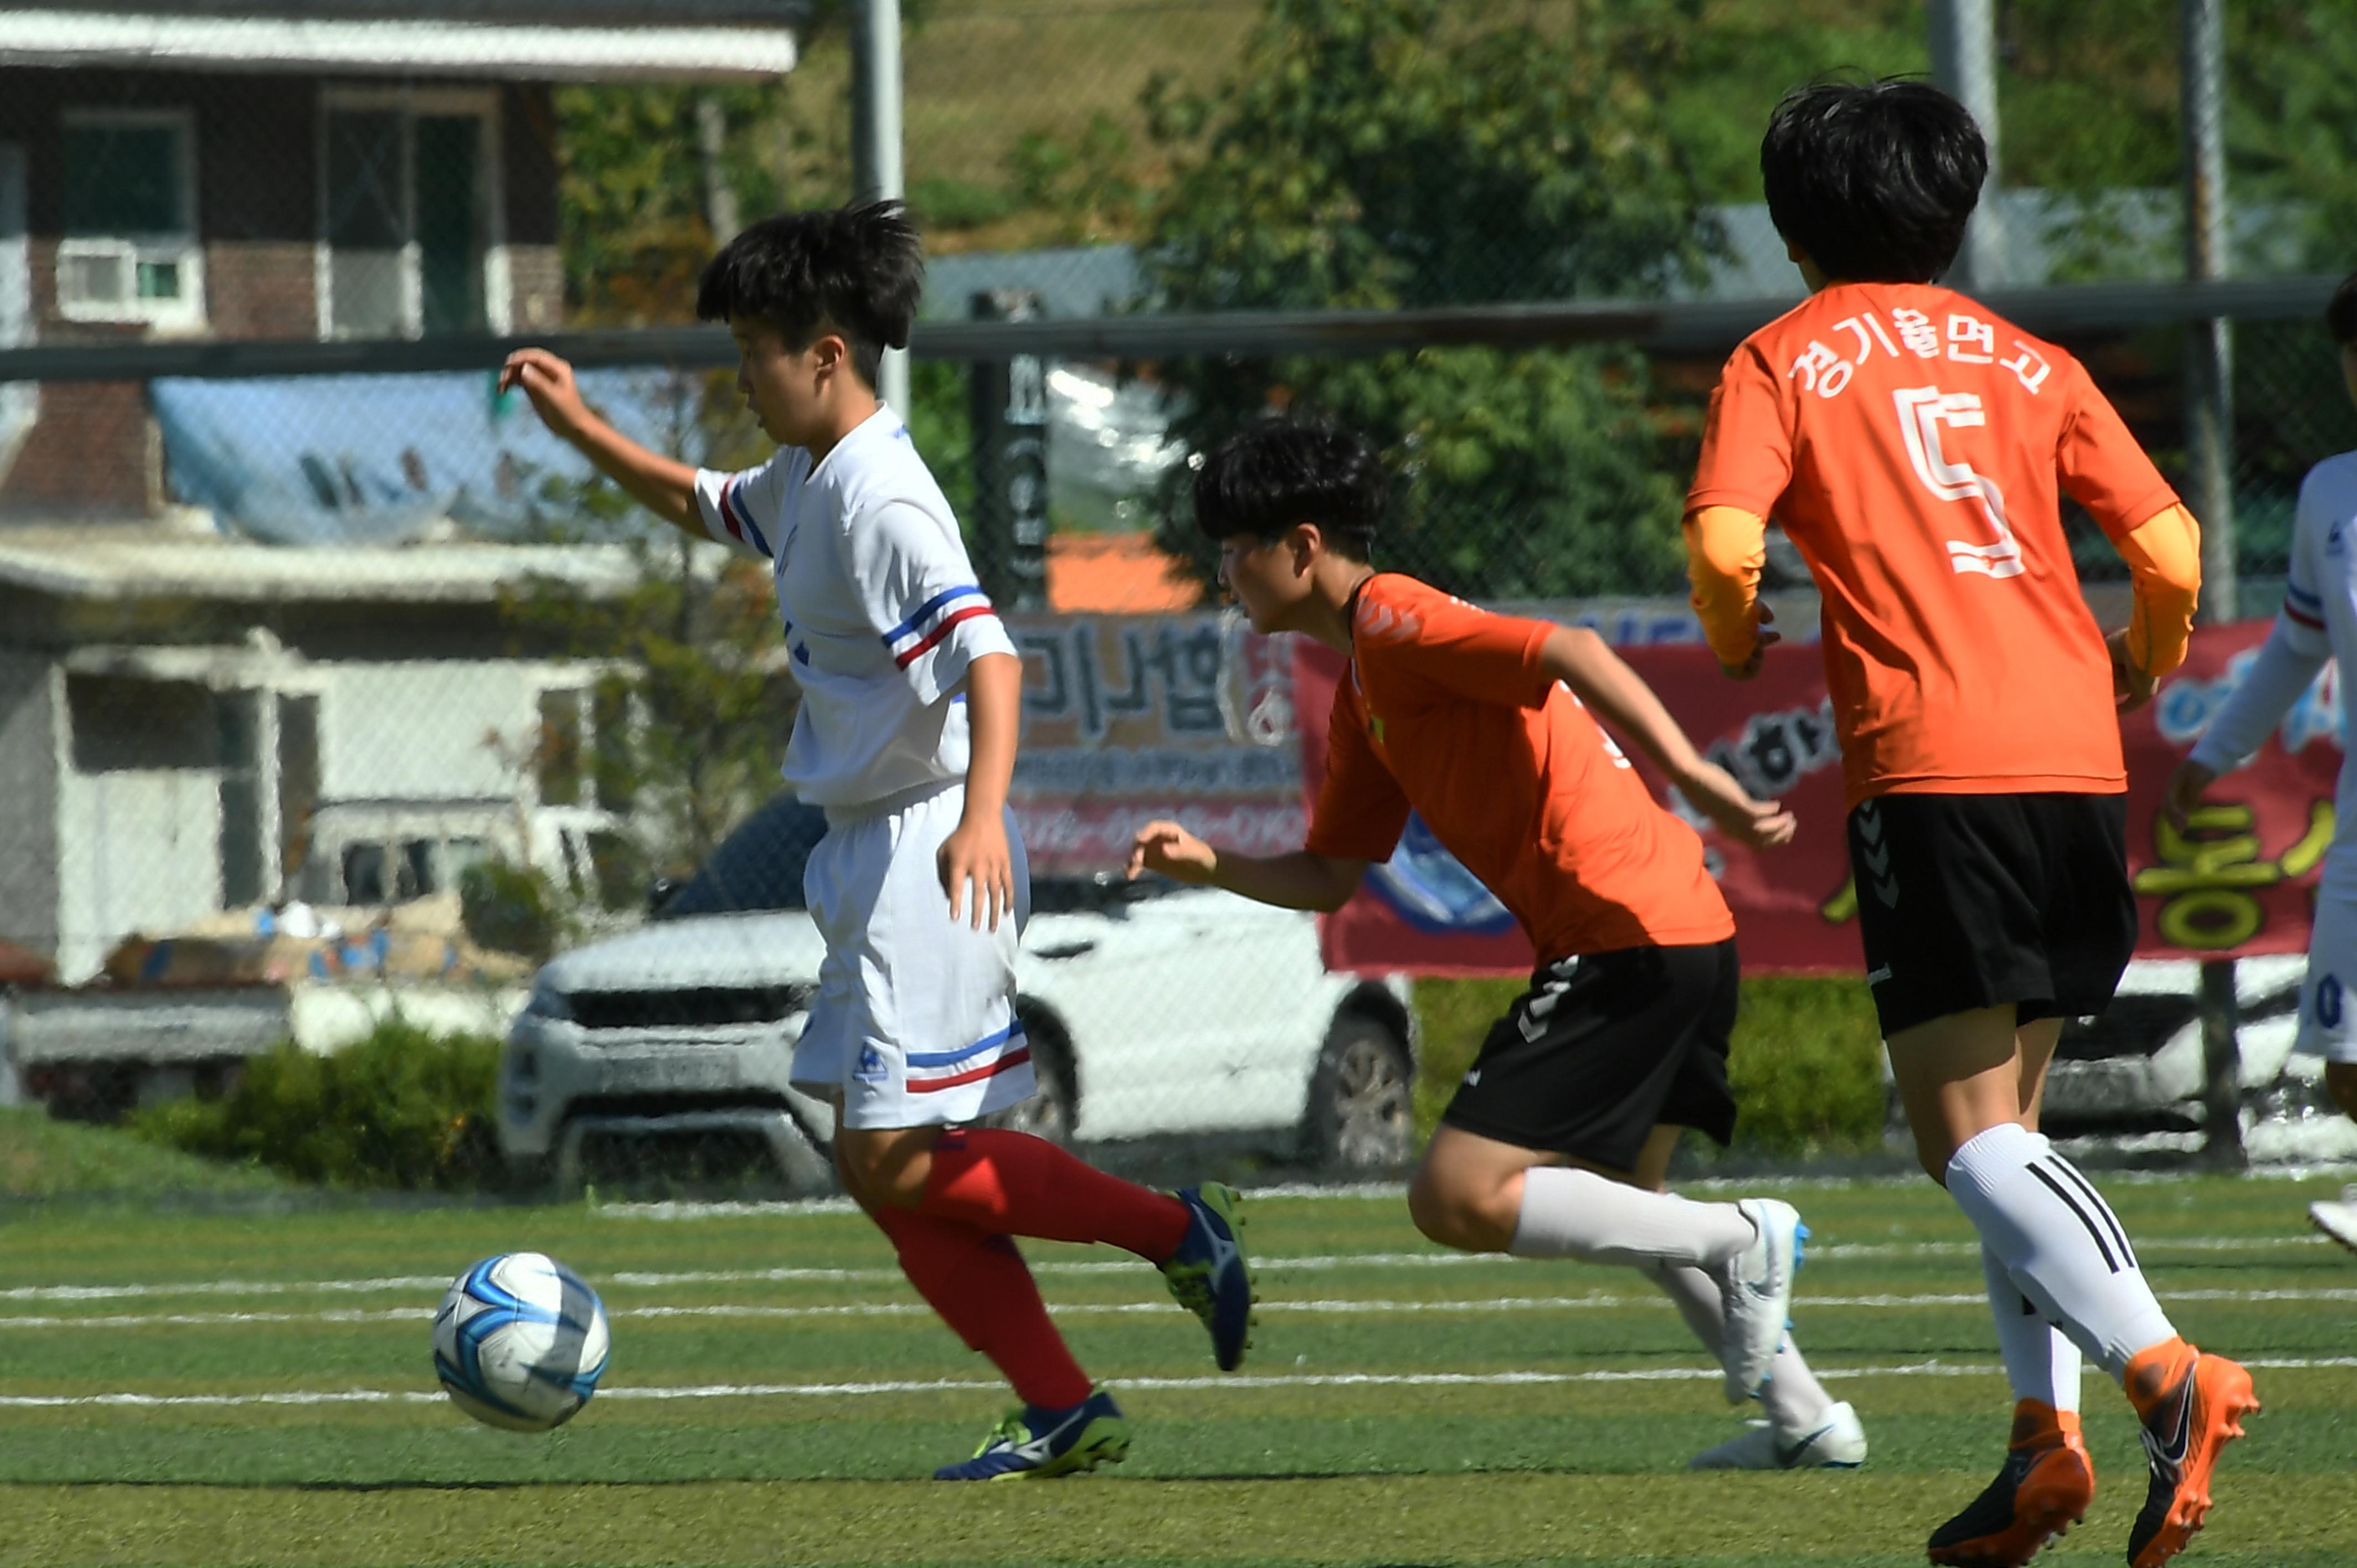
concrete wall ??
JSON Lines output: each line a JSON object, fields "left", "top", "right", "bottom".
{"left": 54, "top": 767, "right": 222, "bottom": 982}
{"left": 320, "top": 661, "right": 540, "bottom": 802}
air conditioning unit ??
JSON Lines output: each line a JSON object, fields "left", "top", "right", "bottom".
{"left": 56, "top": 239, "right": 136, "bottom": 310}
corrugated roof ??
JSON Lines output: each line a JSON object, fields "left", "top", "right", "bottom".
{"left": 0, "top": 7, "right": 800, "bottom": 80}
{"left": 0, "top": 525, "right": 640, "bottom": 604}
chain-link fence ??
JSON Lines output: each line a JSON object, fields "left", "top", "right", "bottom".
{"left": 4, "top": 1, "right": 2356, "bottom": 1196}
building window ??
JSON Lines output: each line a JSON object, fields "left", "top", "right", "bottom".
{"left": 56, "top": 110, "right": 204, "bottom": 328}
{"left": 320, "top": 90, "right": 500, "bottom": 339}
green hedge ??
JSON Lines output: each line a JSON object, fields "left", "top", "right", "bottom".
{"left": 130, "top": 1017, "right": 503, "bottom": 1190}
{"left": 1411, "top": 973, "right": 1887, "bottom": 1159}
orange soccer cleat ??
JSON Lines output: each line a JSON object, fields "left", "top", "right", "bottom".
{"left": 1926, "top": 1400, "right": 2096, "bottom": 1568}
{"left": 2123, "top": 1342, "right": 2261, "bottom": 1568}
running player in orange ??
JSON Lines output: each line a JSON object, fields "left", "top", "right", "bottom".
{"left": 1685, "top": 79, "right": 2255, "bottom": 1567}
{"left": 1130, "top": 421, "right": 1872, "bottom": 1473}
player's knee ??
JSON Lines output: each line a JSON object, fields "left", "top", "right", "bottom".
{"left": 1912, "top": 1129, "right": 1956, "bottom": 1185}
{"left": 2326, "top": 1061, "right": 2357, "bottom": 1121}
{"left": 1405, "top": 1163, "right": 1510, "bottom": 1252}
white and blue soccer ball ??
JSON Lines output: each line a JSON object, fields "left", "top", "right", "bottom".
{"left": 432, "top": 1251, "right": 611, "bottom": 1432}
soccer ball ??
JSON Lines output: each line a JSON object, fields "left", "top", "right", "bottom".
{"left": 431, "top": 1252, "right": 611, "bottom": 1432}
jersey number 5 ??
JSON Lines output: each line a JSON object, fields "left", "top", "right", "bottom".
{"left": 1894, "top": 386, "right": 2024, "bottom": 580}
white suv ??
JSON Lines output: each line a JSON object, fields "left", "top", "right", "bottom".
{"left": 499, "top": 796, "right": 1416, "bottom": 1192}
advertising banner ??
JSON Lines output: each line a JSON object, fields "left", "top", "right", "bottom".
{"left": 1010, "top": 611, "right": 1303, "bottom": 875}
{"left": 1296, "top": 621, "right": 2343, "bottom": 977}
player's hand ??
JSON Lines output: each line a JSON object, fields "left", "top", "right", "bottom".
{"left": 1675, "top": 761, "right": 1798, "bottom": 851}
{"left": 1126, "top": 821, "right": 1218, "bottom": 885}
{"left": 938, "top": 812, "right": 1016, "bottom": 932}
{"left": 498, "top": 348, "right": 591, "bottom": 441}
{"left": 1720, "top": 602, "right": 1780, "bottom": 680}
{"left": 2163, "top": 758, "right": 2218, "bottom": 832}
{"left": 2107, "top": 627, "right": 2158, "bottom": 712}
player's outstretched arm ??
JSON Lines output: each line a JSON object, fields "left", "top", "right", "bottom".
{"left": 2107, "top": 502, "right": 2204, "bottom": 711}
{"left": 1681, "top": 506, "right": 1781, "bottom": 678}
{"left": 2164, "top": 599, "right": 2332, "bottom": 829}
{"left": 1537, "top": 626, "right": 1796, "bottom": 851}
{"left": 498, "top": 349, "right": 702, "bottom": 538}
{"left": 1125, "top": 822, "right": 1369, "bottom": 912}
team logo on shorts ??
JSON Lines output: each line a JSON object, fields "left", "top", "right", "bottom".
{"left": 1856, "top": 802, "right": 1898, "bottom": 908}
{"left": 854, "top": 1046, "right": 890, "bottom": 1085}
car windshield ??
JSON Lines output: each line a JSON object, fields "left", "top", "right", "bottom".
{"left": 652, "top": 796, "right": 830, "bottom": 919}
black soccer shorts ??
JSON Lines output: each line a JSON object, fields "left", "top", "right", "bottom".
{"left": 1439, "top": 939, "right": 1740, "bottom": 1174}
{"left": 1847, "top": 791, "right": 2137, "bottom": 1039}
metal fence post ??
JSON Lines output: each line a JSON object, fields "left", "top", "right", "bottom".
{"left": 2183, "top": 0, "right": 2246, "bottom": 1169}
{"left": 968, "top": 289, "right": 1050, "bottom": 612}
{"left": 1929, "top": 0, "right": 2005, "bottom": 293}
{"left": 850, "top": 0, "right": 909, "bottom": 418}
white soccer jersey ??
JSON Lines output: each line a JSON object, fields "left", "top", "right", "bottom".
{"left": 2186, "top": 450, "right": 2357, "bottom": 1059}
{"left": 693, "top": 409, "right": 1019, "bottom": 808}
{"left": 2188, "top": 450, "right": 2357, "bottom": 895}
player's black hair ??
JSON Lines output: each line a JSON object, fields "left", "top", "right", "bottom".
{"left": 1760, "top": 77, "right": 1988, "bottom": 284}
{"left": 1191, "top": 421, "right": 1387, "bottom": 562}
{"left": 2328, "top": 271, "right": 2357, "bottom": 348}
{"left": 695, "top": 200, "right": 923, "bottom": 388}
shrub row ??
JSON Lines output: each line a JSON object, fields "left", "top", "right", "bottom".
{"left": 130, "top": 979, "right": 1885, "bottom": 1193}
{"left": 1410, "top": 974, "right": 1887, "bottom": 1158}
{"left": 130, "top": 1017, "right": 504, "bottom": 1190}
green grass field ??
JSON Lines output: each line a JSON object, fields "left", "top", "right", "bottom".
{"left": 2, "top": 1175, "right": 2352, "bottom": 1566}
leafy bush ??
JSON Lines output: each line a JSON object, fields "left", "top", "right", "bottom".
{"left": 130, "top": 1017, "right": 503, "bottom": 1190}
{"left": 1720, "top": 977, "right": 1888, "bottom": 1158}
{"left": 1411, "top": 973, "right": 1887, "bottom": 1159}
{"left": 459, "top": 859, "right": 564, "bottom": 963}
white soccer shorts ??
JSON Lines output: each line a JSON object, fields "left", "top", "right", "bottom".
{"left": 2296, "top": 881, "right": 2357, "bottom": 1063}
{"left": 795, "top": 781, "right": 1037, "bottom": 1127}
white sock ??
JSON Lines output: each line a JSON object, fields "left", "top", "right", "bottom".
{"left": 1508, "top": 1165, "right": 1757, "bottom": 1270}
{"left": 1982, "top": 1241, "right": 2081, "bottom": 1413}
{"left": 1944, "top": 1123, "right": 2175, "bottom": 1380}
{"left": 1639, "top": 1258, "right": 1835, "bottom": 1433}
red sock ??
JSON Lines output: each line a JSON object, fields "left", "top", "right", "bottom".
{"left": 920, "top": 1127, "right": 1192, "bottom": 1261}
{"left": 871, "top": 1205, "right": 1093, "bottom": 1411}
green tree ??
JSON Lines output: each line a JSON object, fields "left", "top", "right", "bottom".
{"left": 1139, "top": 0, "right": 1720, "bottom": 601}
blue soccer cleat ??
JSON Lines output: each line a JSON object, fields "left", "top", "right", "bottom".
{"left": 933, "top": 1388, "right": 1130, "bottom": 1481}
{"left": 1161, "top": 1182, "right": 1255, "bottom": 1371}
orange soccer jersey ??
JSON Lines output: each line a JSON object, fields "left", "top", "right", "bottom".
{"left": 1686, "top": 282, "right": 2183, "bottom": 808}
{"left": 1303, "top": 574, "right": 1733, "bottom": 963}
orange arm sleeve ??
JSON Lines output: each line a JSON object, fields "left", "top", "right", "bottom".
{"left": 1682, "top": 505, "right": 1768, "bottom": 667}
{"left": 2116, "top": 502, "right": 2202, "bottom": 678}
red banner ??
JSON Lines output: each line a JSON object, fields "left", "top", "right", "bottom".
{"left": 1297, "top": 622, "right": 2343, "bottom": 977}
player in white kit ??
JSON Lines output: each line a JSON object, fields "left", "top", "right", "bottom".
{"left": 2165, "top": 270, "right": 2357, "bottom": 1252}
{"left": 498, "top": 202, "right": 1255, "bottom": 1478}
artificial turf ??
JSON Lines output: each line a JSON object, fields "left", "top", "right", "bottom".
{"left": 0, "top": 1175, "right": 2351, "bottom": 1565}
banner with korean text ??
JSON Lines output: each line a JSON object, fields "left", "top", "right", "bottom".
{"left": 1009, "top": 611, "right": 1304, "bottom": 876}
{"left": 1299, "top": 622, "right": 2340, "bottom": 977}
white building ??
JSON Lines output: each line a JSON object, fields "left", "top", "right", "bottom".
{"left": 0, "top": 528, "right": 639, "bottom": 980}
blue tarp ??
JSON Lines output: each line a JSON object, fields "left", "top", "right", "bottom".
{"left": 151, "top": 368, "right": 722, "bottom": 546}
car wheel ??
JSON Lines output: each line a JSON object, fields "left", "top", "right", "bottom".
{"left": 1301, "top": 1014, "right": 1414, "bottom": 1171}
{"left": 985, "top": 1009, "right": 1076, "bottom": 1146}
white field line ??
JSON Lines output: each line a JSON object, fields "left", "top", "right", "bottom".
{"left": 5, "top": 1285, "right": 2354, "bottom": 1333}
{"left": 0, "top": 1234, "right": 2328, "bottom": 1306}
{"left": 0, "top": 1239, "right": 2321, "bottom": 1303}
{"left": 600, "top": 1183, "right": 1413, "bottom": 1219}
{"left": 593, "top": 1168, "right": 2357, "bottom": 1219}
{"left": 5, "top": 1355, "right": 2355, "bottom": 1411}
